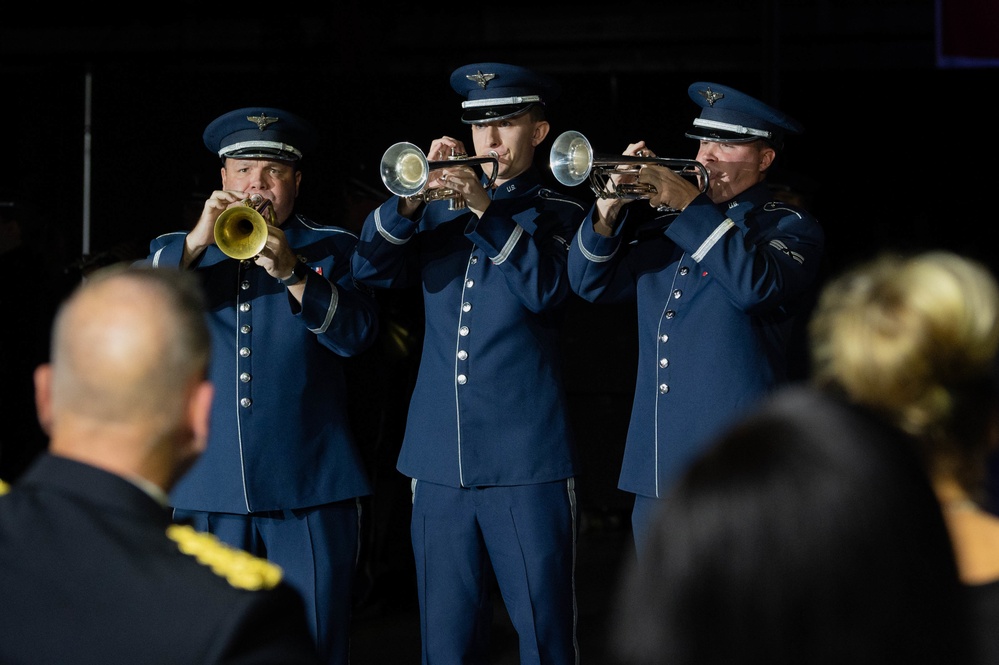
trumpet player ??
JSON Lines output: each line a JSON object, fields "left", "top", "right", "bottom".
{"left": 567, "top": 82, "right": 826, "bottom": 559}
{"left": 141, "top": 107, "right": 379, "bottom": 665}
{"left": 352, "top": 63, "right": 586, "bottom": 665}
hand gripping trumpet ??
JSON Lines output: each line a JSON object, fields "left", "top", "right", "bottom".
{"left": 549, "top": 130, "right": 709, "bottom": 200}
{"left": 214, "top": 194, "right": 275, "bottom": 260}
{"left": 379, "top": 142, "right": 500, "bottom": 211}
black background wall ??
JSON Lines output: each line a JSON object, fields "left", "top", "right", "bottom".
{"left": 4, "top": 3, "right": 993, "bottom": 273}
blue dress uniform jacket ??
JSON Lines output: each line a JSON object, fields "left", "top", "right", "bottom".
{"left": 351, "top": 168, "right": 585, "bottom": 487}
{"left": 0, "top": 454, "right": 320, "bottom": 665}
{"left": 147, "top": 214, "right": 377, "bottom": 513}
{"left": 569, "top": 183, "right": 825, "bottom": 498}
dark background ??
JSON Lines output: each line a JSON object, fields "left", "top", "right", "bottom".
{"left": 2, "top": 3, "right": 997, "bottom": 661}
{"left": 3, "top": 2, "right": 996, "bottom": 276}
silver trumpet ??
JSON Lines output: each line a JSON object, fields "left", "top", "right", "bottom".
{"left": 380, "top": 142, "right": 499, "bottom": 210}
{"left": 549, "top": 130, "right": 709, "bottom": 201}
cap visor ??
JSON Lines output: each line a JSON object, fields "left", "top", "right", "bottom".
{"left": 223, "top": 148, "right": 300, "bottom": 161}
{"left": 684, "top": 129, "right": 759, "bottom": 143}
{"left": 461, "top": 103, "right": 533, "bottom": 124}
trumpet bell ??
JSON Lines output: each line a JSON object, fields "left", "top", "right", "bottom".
{"left": 380, "top": 142, "right": 429, "bottom": 198}
{"left": 214, "top": 203, "right": 269, "bottom": 260}
{"left": 549, "top": 130, "right": 593, "bottom": 188}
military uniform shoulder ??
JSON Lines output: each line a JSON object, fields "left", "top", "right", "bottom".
{"left": 167, "top": 524, "right": 284, "bottom": 591}
{"left": 762, "top": 198, "right": 816, "bottom": 221}
{"left": 296, "top": 213, "right": 355, "bottom": 234}
{"left": 537, "top": 187, "right": 586, "bottom": 210}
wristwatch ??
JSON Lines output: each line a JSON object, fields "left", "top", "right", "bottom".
{"left": 277, "top": 260, "right": 310, "bottom": 287}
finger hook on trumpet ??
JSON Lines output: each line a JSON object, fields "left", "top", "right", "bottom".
{"left": 549, "top": 130, "right": 709, "bottom": 200}
{"left": 379, "top": 142, "right": 500, "bottom": 210}
{"left": 214, "top": 195, "right": 274, "bottom": 260}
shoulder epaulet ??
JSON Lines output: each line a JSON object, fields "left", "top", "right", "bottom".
{"left": 166, "top": 524, "right": 284, "bottom": 591}
{"left": 0, "top": 478, "right": 9, "bottom": 495}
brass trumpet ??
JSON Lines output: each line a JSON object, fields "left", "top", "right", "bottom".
{"left": 549, "top": 130, "right": 709, "bottom": 200}
{"left": 214, "top": 194, "right": 275, "bottom": 260}
{"left": 379, "top": 142, "right": 499, "bottom": 210}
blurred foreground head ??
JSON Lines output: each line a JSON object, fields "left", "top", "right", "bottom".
{"left": 35, "top": 264, "right": 212, "bottom": 491}
{"left": 809, "top": 250, "right": 999, "bottom": 494}
{"left": 612, "top": 386, "right": 968, "bottom": 665}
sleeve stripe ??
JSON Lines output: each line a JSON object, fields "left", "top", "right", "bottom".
{"left": 691, "top": 218, "right": 735, "bottom": 262}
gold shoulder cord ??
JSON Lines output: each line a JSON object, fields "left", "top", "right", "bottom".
{"left": 0, "top": 484, "right": 280, "bottom": 588}
{"left": 166, "top": 524, "right": 284, "bottom": 591}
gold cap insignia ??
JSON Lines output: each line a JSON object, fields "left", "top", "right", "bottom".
{"left": 466, "top": 71, "right": 496, "bottom": 90}
{"left": 247, "top": 114, "right": 279, "bottom": 132}
{"left": 698, "top": 87, "right": 724, "bottom": 107}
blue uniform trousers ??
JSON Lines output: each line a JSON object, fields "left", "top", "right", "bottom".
{"left": 411, "top": 479, "right": 578, "bottom": 665}
{"left": 174, "top": 500, "right": 361, "bottom": 665}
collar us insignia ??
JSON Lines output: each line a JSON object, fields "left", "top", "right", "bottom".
{"left": 247, "top": 113, "right": 279, "bottom": 131}
{"left": 698, "top": 87, "right": 724, "bottom": 107}
{"left": 467, "top": 71, "right": 496, "bottom": 90}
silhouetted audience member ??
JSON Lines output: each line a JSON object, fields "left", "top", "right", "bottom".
{"left": 611, "top": 386, "right": 970, "bottom": 665}
{"left": 809, "top": 249, "right": 999, "bottom": 664}
{"left": 0, "top": 264, "right": 320, "bottom": 665}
